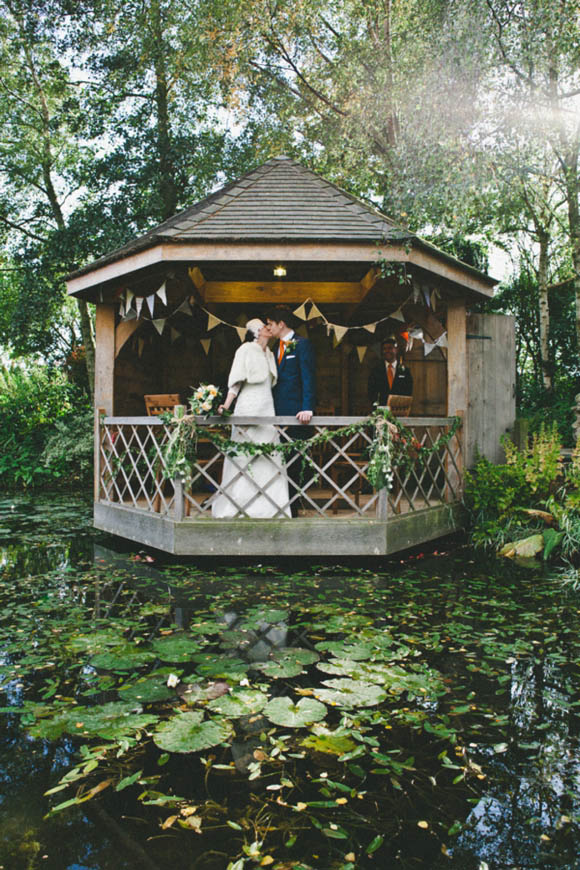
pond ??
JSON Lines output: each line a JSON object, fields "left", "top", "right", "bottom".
{"left": 1, "top": 494, "right": 580, "bottom": 870}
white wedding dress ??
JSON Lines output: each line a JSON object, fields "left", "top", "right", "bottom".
{"left": 211, "top": 343, "right": 291, "bottom": 519}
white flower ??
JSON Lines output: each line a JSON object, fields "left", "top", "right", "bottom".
{"left": 209, "top": 387, "right": 218, "bottom": 397}
{"left": 202, "top": 401, "right": 212, "bottom": 411}
{"left": 166, "top": 673, "right": 180, "bottom": 688}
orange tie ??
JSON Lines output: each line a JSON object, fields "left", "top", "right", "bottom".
{"left": 388, "top": 364, "right": 394, "bottom": 389}
{"left": 277, "top": 340, "right": 286, "bottom": 364}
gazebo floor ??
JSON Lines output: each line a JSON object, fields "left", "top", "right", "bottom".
{"left": 94, "top": 496, "right": 461, "bottom": 556}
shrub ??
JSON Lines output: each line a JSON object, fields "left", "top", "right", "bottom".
{"left": 0, "top": 363, "right": 91, "bottom": 489}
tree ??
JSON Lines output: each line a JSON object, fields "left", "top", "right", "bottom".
{"left": 0, "top": 0, "right": 96, "bottom": 387}
{"left": 483, "top": 0, "right": 580, "bottom": 353}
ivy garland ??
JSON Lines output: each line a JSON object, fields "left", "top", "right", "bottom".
{"left": 159, "top": 408, "right": 462, "bottom": 491}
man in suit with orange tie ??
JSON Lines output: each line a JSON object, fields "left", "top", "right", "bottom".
{"left": 368, "top": 335, "right": 413, "bottom": 408}
{"left": 265, "top": 307, "right": 316, "bottom": 516}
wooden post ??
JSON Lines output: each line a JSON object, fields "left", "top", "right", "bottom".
{"left": 376, "top": 487, "right": 388, "bottom": 520}
{"left": 446, "top": 299, "right": 467, "bottom": 418}
{"left": 95, "top": 303, "right": 116, "bottom": 414}
{"left": 94, "top": 304, "right": 116, "bottom": 505}
{"left": 94, "top": 408, "right": 105, "bottom": 501}
{"left": 446, "top": 300, "right": 467, "bottom": 499}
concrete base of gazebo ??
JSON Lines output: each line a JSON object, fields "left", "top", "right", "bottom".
{"left": 94, "top": 502, "right": 462, "bottom": 557}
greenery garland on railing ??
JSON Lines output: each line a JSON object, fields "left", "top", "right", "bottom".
{"left": 157, "top": 407, "right": 462, "bottom": 490}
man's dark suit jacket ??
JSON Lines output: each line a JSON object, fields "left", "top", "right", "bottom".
{"left": 272, "top": 335, "right": 316, "bottom": 415}
{"left": 368, "top": 361, "right": 413, "bottom": 407}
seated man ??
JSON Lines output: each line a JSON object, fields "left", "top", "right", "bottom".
{"left": 368, "top": 335, "right": 413, "bottom": 408}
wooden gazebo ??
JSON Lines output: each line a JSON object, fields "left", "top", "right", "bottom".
{"left": 67, "top": 157, "right": 515, "bottom": 556}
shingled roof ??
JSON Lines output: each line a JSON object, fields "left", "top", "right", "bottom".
{"left": 70, "top": 157, "right": 413, "bottom": 279}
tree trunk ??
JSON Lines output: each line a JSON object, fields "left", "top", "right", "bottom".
{"left": 563, "top": 157, "right": 580, "bottom": 354}
{"left": 537, "top": 228, "right": 552, "bottom": 391}
{"left": 150, "top": 0, "right": 178, "bottom": 220}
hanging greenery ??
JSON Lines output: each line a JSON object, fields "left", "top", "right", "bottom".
{"left": 159, "top": 406, "right": 462, "bottom": 491}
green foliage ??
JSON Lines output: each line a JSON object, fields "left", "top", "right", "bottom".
{"left": 0, "top": 364, "right": 91, "bottom": 490}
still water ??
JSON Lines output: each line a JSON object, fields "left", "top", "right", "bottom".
{"left": 1, "top": 494, "right": 579, "bottom": 870}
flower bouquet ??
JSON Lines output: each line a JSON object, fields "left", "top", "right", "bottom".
{"left": 189, "top": 383, "right": 222, "bottom": 416}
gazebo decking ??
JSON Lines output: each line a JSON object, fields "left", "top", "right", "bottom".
{"left": 95, "top": 413, "right": 463, "bottom": 555}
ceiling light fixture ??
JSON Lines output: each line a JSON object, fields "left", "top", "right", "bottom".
{"left": 273, "top": 265, "right": 287, "bottom": 277}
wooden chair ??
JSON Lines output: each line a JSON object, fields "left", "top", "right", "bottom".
{"left": 144, "top": 394, "right": 181, "bottom": 512}
{"left": 386, "top": 394, "right": 413, "bottom": 417}
{"left": 144, "top": 394, "right": 181, "bottom": 416}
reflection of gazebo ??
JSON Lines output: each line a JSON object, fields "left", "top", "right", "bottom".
{"left": 66, "top": 157, "right": 515, "bottom": 556}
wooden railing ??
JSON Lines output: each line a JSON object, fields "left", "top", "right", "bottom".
{"left": 96, "top": 415, "right": 463, "bottom": 520}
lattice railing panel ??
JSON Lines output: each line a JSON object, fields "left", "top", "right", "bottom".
{"left": 98, "top": 416, "right": 462, "bottom": 520}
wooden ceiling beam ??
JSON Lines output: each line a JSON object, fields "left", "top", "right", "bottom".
{"left": 200, "top": 280, "right": 366, "bottom": 304}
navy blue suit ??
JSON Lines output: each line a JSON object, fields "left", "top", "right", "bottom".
{"left": 272, "top": 334, "right": 316, "bottom": 415}
{"left": 272, "top": 334, "right": 316, "bottom": 516}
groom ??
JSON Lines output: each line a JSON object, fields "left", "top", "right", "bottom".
{"left": 265, "top": 307, "right": 316, "bottom": 516}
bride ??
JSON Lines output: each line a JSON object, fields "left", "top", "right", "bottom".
{"left": 211, "top": 319, "right": 291, "bottom": 519}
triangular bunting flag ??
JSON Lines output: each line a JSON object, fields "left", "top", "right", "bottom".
{"left": 207, "top": 312, "right": 221, "bottom": 331}
{"left": 424, "top": 341, "right": 435, "bottom": 356}
{"left": 308, "top": 303, "right": 323, "bottom": 321}
{"left": 390, "top": 309, "right": 405, "bottom": 322}
{"left": 153, "top": 318, "right": 166, "bottom": 335}
{"left": 146, "top": 294, "right": 155, "bottom": 316}
{"left": 423, "top": 288, "right": 431, "bottom": 307}
{"left": 430, "top": 290, "right": 437, "bottom": 311}
{"left": 357, "top": 345, "right": 368, "bottom": 363}
{"left": 333, "top": 324, "right": 348, "bottom": 345}
{"left": 364, "top": 322, "right": 377, "bottom": 333}
{"left": 175, "top": 298, "right": 192, "bottom": 316}
{"left": 118, "top": 301, "right": 125, "bottom": 317}
{"left": 135, "top": 297, "right": 144, "bottom": 317}
{"left": 156, "top": 282, "right": 167, "bottom": 305}
{"left": 126, "top": 289, "right": 134, "bottom": 308}
{"left": 413, "top": 286, "right": 421, "bottom": 304}
{"left": 436, "top": 332, "right": 448, "bottom": 348}
{"left": 332, "top": 333, "right": 339, "bottom": 349}
{"left": 121, "top": 309, "right": 137, "bottom": 322}
{"left": 235, "top": 326, "right": 247, "bottom": 343}
{"left": 293, "top": 302, "right": 309, "bottom": 320}
{"left": 201, "top": 338, "right": 212, "bottom": 355}
{"left": 138, "top": 338, "right": 145, "bottom": 357}
{"left": 170, "top": 327, "right": 181, "bottom": 343}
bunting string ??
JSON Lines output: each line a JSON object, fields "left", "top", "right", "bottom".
{"left": 115, "top": 282, "right": 446, "bottom": 360}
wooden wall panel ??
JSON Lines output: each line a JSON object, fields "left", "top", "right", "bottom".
{"left": 466, "top": 313, "right": 515, "bottom": 465}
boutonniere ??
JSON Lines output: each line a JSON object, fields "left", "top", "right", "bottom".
{"left": 285, "top": 339, "right": 298, "bottom": 353}
{"left": 399, "top": 364, "right": 406, "bottom": 373}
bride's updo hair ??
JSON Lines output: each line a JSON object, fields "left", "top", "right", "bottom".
{"left": 245, "top": 318, "right": 264, "bottom": 342}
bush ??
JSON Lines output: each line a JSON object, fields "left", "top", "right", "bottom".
{"left": 0, "top": 363, "right": 91, "bottom": 490}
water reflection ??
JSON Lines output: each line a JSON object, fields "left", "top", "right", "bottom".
{"left": 1, "top": 495, "right": 580, "bottom": 868}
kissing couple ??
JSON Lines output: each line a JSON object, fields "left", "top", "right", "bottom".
{"left": 210, "top": 307, "right": 316, "bottom": 519}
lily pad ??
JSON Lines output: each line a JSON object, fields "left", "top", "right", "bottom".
{"left": 207, "top": 688, "right": 269, "bottom": 717}
{"left": 193, "top": 654, "right": 249, "bottom": 678}
{"left": 263, "top": 696, "right": 327, "bottom": 727}
{"left": 153, "top": 712, "right": 232, "bottom": 753}
{"left": 254, "top": 648, "right": 319, "bottom": 679}
{"left": 314, "top": 641, "right": 375, "bottom": 661}
{"left": 311, "top": 679, "right": 387, "bottom": 708}
{"left": 90, "top": 645, "right": 156, "bottom": 672}
{"left": 301, "top": 725, "right": 357, "bottom": 756}
{"left": 118, "top": 674, "right": 174, "bottom": 704}
{"left": 151, "top": 634, "right": 202, "bottom": 663}
{"left": 76, "top": 702, "right": 158, "bottom": 740}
